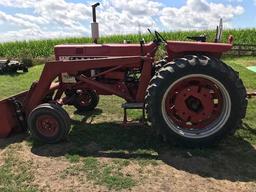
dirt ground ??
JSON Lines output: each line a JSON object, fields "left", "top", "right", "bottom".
{"left": 0, "top": 130, "right": 255, "bottom": 192}
{"left": 0, "top": 95, "right": 256, "bottom": 192}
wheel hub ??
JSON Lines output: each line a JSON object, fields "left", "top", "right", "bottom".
{"left": 165, "top": 77, "right": 223, "bottom": 129}
{"left": 36, "top": 115, "right": 59, "bottom": 137}
{"left": 186, "top": 96, "right": 203, "bottom": 113}
{"left": 175, "top": 85, "right": 214, "bottom": 124}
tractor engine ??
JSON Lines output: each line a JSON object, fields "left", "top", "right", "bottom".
{"left": 53, "top": 43, "right": 156, "bottom": 99}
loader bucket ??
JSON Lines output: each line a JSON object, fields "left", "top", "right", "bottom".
{"left": 0, "top": 91, "right": 28, "bottom": 138}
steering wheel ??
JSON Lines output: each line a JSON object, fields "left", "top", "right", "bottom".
{"left": 155, "top": 31, "right": 168, "bottom": 44}
{"left": 147, "top": 29, "right": 167, "bottom": 44}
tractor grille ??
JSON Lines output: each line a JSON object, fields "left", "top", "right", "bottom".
{"left": 59, "top": 56, "right": 101, "bottom": 61}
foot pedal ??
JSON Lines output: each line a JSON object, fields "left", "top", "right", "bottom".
{"left": 122, "top": 103, "right": 145, "bottom": 126}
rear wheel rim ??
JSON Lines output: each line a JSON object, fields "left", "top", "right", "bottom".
{"left": 36, "top": 115, "right": 59, "bottom": 137}
{"left": 161, "top": 74, "right": 231, "bottom": 139}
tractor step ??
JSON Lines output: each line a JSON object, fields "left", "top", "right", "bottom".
{"left": 122, "top": 103, "right": 146, "bottom": 126}
{"left": 122, "top": 102, "right": 144, "bottom": 109}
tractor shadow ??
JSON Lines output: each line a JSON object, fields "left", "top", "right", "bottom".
{"left": 30, "top": 110, "right": 256, "bottom": 183}
{"left": 0, "top": 133, "right": 27, "bottom": 150}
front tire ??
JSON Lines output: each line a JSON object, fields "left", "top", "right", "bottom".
{"left": 28, "top": 103, "right": 71, "bottom": 144}
{"left": 145, "top": 55, "right": 247, "bottom": 147}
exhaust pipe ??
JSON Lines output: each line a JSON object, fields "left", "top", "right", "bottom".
{"left": 91, "top": 3, "right": 100, "bottom": 44}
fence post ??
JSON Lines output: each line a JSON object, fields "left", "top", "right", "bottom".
{"left": 238, "top": 45, "right": 241, "bottom": 57}
{"left": 231, "top": 44, "right": 256, "bottom": 57}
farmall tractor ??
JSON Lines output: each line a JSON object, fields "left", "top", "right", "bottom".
{"left": 0, "top": 22, "right": 248, "bottom": 147}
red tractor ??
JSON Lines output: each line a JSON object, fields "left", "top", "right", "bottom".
{"left": 0, "top": 29, "right": 247, "bottom": 147}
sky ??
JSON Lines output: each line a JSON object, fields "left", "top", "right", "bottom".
{"left": 0, "top": 0, "right": 255, "bottom": 42}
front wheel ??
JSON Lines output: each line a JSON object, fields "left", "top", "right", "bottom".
{"left": 145, "top": 55, "right": 247, "bottom": 147}
{"left": 28, "top": 103, "right": 71, "bottom": 144}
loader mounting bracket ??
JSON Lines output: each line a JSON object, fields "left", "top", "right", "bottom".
{"left": 122, "top": 103, "right": 146, "bottom": 126}
{"left": 9, "top": 98, "right": 27, "bottom": 131}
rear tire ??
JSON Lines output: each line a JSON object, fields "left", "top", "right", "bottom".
{"left": 145, "top": 55, "right": 247, "bottom": 147}
{"left": 28, "top": 103, "right": 71, "bottom": 144}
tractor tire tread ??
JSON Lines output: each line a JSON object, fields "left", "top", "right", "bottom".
{"left": 28, "top": 103, "right": 71, "bottom": 144}
{"left": 145, "top": 55, "right": 247, "bottom": 147}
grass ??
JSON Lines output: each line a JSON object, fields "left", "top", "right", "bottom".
{"left": 0, "top": 65, "right": 43, "bottom": 100}
{"left": 222, "top": 56, "right": 256, "bottom": 145}
{"left": 224, "top": 56, "right": 256, "bottom": 90}
{"left": 61, "top": 157, "right": 136, "bottom": 190}
{"left": 83, "top": 157, "right": 136, "bottom": 190}
{"left": 0, "top": 145, "right": 36, "bottom": 192}
{"left": 65, "top": 154, "right": 80, "bottom": 163}
{"left": 0, "top": 56, "right": 256, "bottom": 190}
{"left": 0, "top": 28, "right": 256, "bottom": 59}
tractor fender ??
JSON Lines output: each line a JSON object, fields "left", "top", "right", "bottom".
{"left": 166, "top": 41, "right": 232, "bottom": 60}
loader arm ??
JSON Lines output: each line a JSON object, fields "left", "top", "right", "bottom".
{"left": 24, "top": 56, "right": 153, "bottom": 114}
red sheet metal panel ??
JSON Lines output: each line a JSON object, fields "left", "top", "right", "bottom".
{"left": 166, "top": 41, "right": 232, "bottom": 53}
{"left": 166, "top": 41, "right": 232, "bottom": 60}
{"left": 0, "top": 91, "right": 27, "bottom": 138}
{"left": 54, "top": 42, "right": 156, "bottom": 59}
{"left": 0, "top": 99, "right": 19, "bottom": 137}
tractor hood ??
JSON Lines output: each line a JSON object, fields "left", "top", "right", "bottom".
{"left": 54, "top": 42, "right": 156, "bottom": 60}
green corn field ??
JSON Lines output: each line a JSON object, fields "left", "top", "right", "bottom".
{"left": 0, "top": 28, "right": 255, "bottom": 59}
